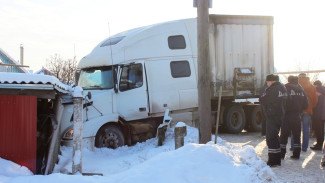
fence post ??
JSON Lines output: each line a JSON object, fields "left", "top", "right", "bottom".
{"left": 175, "top": 122, "right": 187, "bottom": 149}
{"left": 214, "top": 86, "right": 222, "bottom": 144}
{"left": 72, "top": 86, "right": 83, "bottom": 174}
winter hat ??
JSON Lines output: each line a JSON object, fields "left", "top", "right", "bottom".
{"left": 288, "top": 75, "right": 298, "bottom": 84}
{"left": 266, "top": 74, "right": 279, "bottom": 82}
{"left": 314, "top": 80, "right": 322, "bottom": 87}
{"left": 298, "top": 73, "right": 307, "bottom": 78}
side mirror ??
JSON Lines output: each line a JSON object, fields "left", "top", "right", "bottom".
{"left": 87, "top": 91, "right": 92, "bottom": 100}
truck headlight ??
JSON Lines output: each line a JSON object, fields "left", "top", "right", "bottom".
{"left": 63, "top": 129, "right": 74, "bottom": 140}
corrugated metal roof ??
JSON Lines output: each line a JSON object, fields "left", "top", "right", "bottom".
{"left": 0, "top": 73, "right": 71, "bottom": 93}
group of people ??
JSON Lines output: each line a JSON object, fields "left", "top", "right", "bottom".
{"left": 259, "top": 73, "right": 325, "bottom": 168}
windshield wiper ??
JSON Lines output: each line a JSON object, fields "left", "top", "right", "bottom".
{"left": 89, "top": 85, "right": 101, "bottom": 88}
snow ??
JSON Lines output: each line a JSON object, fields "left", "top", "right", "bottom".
{"left": 0, "top": 72, "right": 71, "bottom": 92}
{"left": 73, "top": 150, "right": 82, "bottom": 165}
{"left": 73, "top": 86, "right": 83, "bottom": 98}
{"left": 235, "top": 98, "right": 259, "bottom": 103}
{"left": 240, "top": 69, "right": 253, "bottom": 74}
{"left": 175, "top": 121, "right": 186, "bottom": 127}
{"left": 238, "top": 90, "right": 252, "bottom": 95}
{"left": 0, "top": 158, "right": 32, "bottom": 177}
{"left": 0, "top": 125, "right": 277, "bottom": 183}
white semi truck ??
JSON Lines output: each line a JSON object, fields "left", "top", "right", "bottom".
{"left": 60, "top": 14, "right": 274, "bottom": 149}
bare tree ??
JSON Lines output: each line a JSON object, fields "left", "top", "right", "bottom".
{"left": 46, "top": 54, "right": 77, "bottom": 85}
{"left": 293, "top": 60, "right": 324, "bottom": 84}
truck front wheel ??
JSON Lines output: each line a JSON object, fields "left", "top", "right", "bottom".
{"left": 95, "top": 125, "right": 125, "bottom": 149}
{"left": 224, "top": 105, "right": 246, "bottom": 133}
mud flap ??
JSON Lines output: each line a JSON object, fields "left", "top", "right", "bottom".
{"left": 157, "top": 109, "right": 172, "bottom": 146}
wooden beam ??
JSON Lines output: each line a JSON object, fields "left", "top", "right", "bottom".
{"left": 275, "top": 70, "right": 325, "bottom": 75}
{"left": 0, "top": 63, "right": 30, "bottom": 68}
{"left": 0, "top": 89, "right": 56, "bottom": 99}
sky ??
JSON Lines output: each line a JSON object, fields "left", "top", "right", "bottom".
{"left": 1, "top": 0, "right": 325, "bottom": 74}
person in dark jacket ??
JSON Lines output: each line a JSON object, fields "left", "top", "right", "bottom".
{"left": 311, "top": 80, "right": 325, "bottom": 150}
{"left": 280, "top": 76, "right": 308, "bottom": 159}
{"left": 259, "top": 74, "right": 287, "bottom": 167}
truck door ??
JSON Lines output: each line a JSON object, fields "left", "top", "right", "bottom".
{"left": 116, "top": 61, "right": 149, "bottom": 120}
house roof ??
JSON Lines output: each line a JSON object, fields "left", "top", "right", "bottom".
{"left": 34, "top": 67, "right": 55, "bottom": 76}
{"left": 0, "top": 48, "right": 29, "bottom": 73}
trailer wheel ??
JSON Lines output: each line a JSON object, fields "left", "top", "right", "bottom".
{"left": 224, "top": 105, "right": 246, "bottom": 133}
{"left": 248, "top": 105, "right": 263, "bottom": 132}
{"left": 95, "top": 125, "right": 125, "bottom": 149}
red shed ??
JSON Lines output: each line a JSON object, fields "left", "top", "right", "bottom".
{"left": 0, "top": 95, "right": 37, "bottom": 173}
{"left": 0, "top": 73, "right": 71, "bottom": 174}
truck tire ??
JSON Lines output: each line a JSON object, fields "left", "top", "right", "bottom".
{"left": 224, "top": 105, "right": 246, "bottom": 133}
{"left": 95, "top": 125, "right": 125, "bottom": 149}
{"left": 248, "top": 105, "right": 263, "bottom": 132}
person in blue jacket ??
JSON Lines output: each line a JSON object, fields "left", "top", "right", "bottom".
{"left": 280, "top": 76, "right": 308, "bottom": 160}
{"left": 260, "top": 74, "right": 287, "bottom": 167}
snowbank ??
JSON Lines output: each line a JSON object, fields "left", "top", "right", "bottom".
{"left": 0, "top": 125, "right": 278, "bottom": 183}
{"left": 0, "top": 158, "right": 32, "bottom": 177}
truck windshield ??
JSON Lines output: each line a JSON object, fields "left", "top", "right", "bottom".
{"left": 78, "top": 67, "right": 114, "bottom": 90}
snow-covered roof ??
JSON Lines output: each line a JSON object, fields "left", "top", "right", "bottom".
{"left": 34, "top": 67, "right": 55, "bottom": 76}
{"left": 0, "top": 48, "right": 29, "bottom": 73}
{"left": 0, "top": 73, "right": 71, "bottom": 93}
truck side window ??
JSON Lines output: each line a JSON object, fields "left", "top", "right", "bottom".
{"left": 168, "top": 35, "right": 186, "bottom": 49}
{"left": 170, "top": 61, "right": 191, "bottom": 78}
{"left": 119, "top": 63, "right": 143, "bottom": 92}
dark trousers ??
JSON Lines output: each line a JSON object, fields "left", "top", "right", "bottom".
{"left": 266, "top": 116, "right": 283, "bottom": 165}
{"left": 280, "top": 113, "right": 301, "bottom": 158}
{"left": 313, "top": 119, "right": 325, "bottom": 146}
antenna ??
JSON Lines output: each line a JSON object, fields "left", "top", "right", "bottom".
{"left": 108, "top": 22, "right": 114, "bottom": 65}
{"left": 74, "top": 43, "right": 76, "bottom": 58}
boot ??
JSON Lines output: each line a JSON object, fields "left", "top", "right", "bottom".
{"left": 267, "top": 153, "right": 281, "bottom": 167}
{"left": 321, "top": 161, "right": 325, "bottom": 169}
{"left": 311, "top": 144, "right": 322, "bottom": 150}
{"left": 280, "top": 147, "right": 286, "bottom": 160}
{"left": 291, "top": 147, "right": 301, "bottom": 159}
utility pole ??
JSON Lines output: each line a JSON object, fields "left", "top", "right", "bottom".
{"left": 195, "top": 0, "right": 212, "bottom": 144}
{"left": 72, "top": 86, "right": 83, "bottom": 174}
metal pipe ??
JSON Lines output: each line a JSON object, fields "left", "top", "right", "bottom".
{"left": 20, "top": 44, "right": 24, "bottom": 65}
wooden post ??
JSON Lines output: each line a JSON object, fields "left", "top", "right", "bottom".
{"left": 197, "top": 0, "right": 212, "bottom": 144}
{"left": 175, "top": 123, "right": 187, "bottom": 149}
{"left": 214, "top": 86, "right": 222, "bottom": 144}
{"left": 72, "top": 86, "right": 83, "bottom": 174}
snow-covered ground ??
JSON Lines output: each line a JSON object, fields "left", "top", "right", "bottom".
{"left": 0, "top": 125, "right": 277, "bottom": 183}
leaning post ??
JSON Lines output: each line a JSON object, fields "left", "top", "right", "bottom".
{"left": 72, "top": 86, "right": 84, "bottom": 174}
